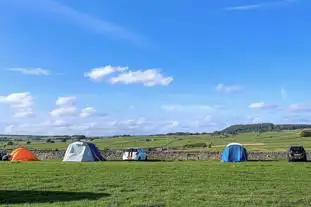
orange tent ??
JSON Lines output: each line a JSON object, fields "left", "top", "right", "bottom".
{"left": 10, "top": 147, "right": 39, "bottom": 161}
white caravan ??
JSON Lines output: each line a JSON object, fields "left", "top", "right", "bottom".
{"left": 122, "top": 148, "right": 147, "bottom": 161}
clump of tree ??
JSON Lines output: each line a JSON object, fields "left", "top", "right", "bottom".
{"left": 60, "top": 138, "right": 67, "bottom": 143}
{"left": 7, "top": 141, "right": 14, "bottom": 146}
{"left": 71, "top": 135, "right": 86, "bottom": 141}
{"left": 102, "top": 148, "right": 109, "bottom": 154}
{"left": 26, "top": 141, "right": 31, "bottom": 145}
{"left": 46, "top": 139, "right": 55, "bottom": 143}
{"left": 299, "top": 130, "right": 311, "bottom": 137}
{"left": 208, "top": 142, "right": 213, "bottom": 148}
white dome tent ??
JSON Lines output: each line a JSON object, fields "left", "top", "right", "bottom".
{"left": 63, "top": 141, "right": 106, "bottom": 162}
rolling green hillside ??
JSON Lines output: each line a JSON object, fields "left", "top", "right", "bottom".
{"left": 219, "top": 123, "right": 311, "bottom": 134}
{"left": 1, "top": 130, "right": 311, "bottom": 152}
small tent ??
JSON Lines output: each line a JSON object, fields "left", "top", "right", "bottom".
{"left": 221, "top": 143, "right": 248, "bottom": 162}
{"left": 10, "top": 147, "right": 39, "bottom": 161}
{"left": 63, "top": 141, "right": 105, "bottom": 162}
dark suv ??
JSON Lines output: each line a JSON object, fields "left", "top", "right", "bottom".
{"left": 287, "top": 146, "right": 307, "bottom": 162}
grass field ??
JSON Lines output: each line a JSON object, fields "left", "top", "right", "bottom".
{"left": 0, "top": 161, "right": 311, "bottom": 206}
{"left": 2, "top": 131, "right": 311, "bottom": 152}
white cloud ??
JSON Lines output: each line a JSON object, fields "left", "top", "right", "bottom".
{"left": 110, "top": 69, "right": 173, "bottom": 86}
{"left": 52, "top": 119, "right": 72, "bottom": 128}
{"left": 281, "top": 87, "right": 288, "bottom": 100}
{"left": 224, "top": 0, "right": 296, "bottom": 11}
{"left": 118, "top": 118, "right": 146, "bottom": 129}
{"left": 216, "top": 83, "right": 243, "bottom": 93}
{"left": 13, "top": 110, "right": 34, "bottom": 118}
{"left": 161, "top": 121, "right": 180, "bottom": 129}
{"left": 51, "top": 96, "right": 77, "bottom": 117}
{"left": 0, "top": 92, "right": 33, "bottom": 108}
{"left": 249, "top": 102, "right": 278, "bottom": 109}
{"left": 85, "top": 65, "right": 128, "bottom": 81}
{"left": 288, "top": 104, "right": 311, "bottom": 112}
{"left": 129, "top": 105, "right": 135, "bottom": 110}
{"left": 50, "top": 96, "right": 105, "bottom": 119}
{"left": 246, "top": 116, "right": 263, "bottom": 124}
{"left": 1, "top": 114, "right": 223, "bottom": 136}
{"left": 4, "top": 125, "right": 15, "bottom": 134}
{"left": 7, "top": 68, "right": 50, "bottom": 76}
{"left": 50, "top": 107, "right": 77, "bottom": 117}
{"left": 0, "top": 92, "right": 34, "bottom": 117}
{"left": 282, "top": 114, "right": 311, "bottom": 124}
{"left": 85, "top": 66, "right": 173, "bottom": 87}
{"left": 161, "top": 104, "right": 212, "bottom": 112}
{"left": 225, "top": 4, "right": 262, "bottom": 11}
{"left": 56, "top": 96, "right": 76, "bottom": 106}
{"left": 80, "top": 107, "right": 97, "bottom": 118}
{"left": 11, "top": 0, "right": 148, "bottom": 46}
{"left": 53, "top": 120, "right": 69, "bottom": 127}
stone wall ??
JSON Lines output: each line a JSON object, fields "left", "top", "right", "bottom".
{"left": 30, "top": 150, "right": 311, "bottom": 161}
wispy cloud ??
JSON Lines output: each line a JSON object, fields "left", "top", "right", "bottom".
{"left": 7, "top": 68, "right": 50, "bottom": 76}
{"left": 281, "top": 87, "right": 288, "bottom": 100}
{"left": 85, "top": 65, "right": 129, "bottom": 81}
{"left": 215, "top": 83, "right": 243, "bottom": 93}
{"left": 10, "top": 0, "right": 149, "bottom": 47}
{"left": 249, "top": 102, "right": 278, "bottom": 109}
{"left": 224, "top": 0, "right": 297, "bottom": 11}
{"left": 288, "top": 104, "right": 311, "bottom": 112}
{"left": 225, "top": 4, "right": 262, "bottom": 11}
{"left": 161, "top": 104, "right": 213, "bottom": 112}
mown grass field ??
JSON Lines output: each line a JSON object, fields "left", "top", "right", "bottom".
{"left": 0, "top": 161, "right": 311, "bottom": 206}
{"left": 2, "top": 131, "right": 311, "bottom": 152}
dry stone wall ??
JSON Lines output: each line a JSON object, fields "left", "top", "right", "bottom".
{"left": 30, "top": 150, "right": 311, "bottom": 161}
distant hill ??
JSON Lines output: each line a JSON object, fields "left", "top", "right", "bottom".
{"left": 219, "top": 123, "right": 311, "bottom": 134}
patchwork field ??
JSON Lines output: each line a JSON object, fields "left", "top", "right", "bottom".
{"left": 0, "top": 161, "right": 311, "bottom": 206}
{"left": 2, "top": 131, "right": 311, "bottom": 152}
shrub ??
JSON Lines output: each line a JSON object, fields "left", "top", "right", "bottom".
{"left": 26, "top": 141, "right": 31, "bottom": 145}
{"left": 102, "top": 148, "right": 109, "bottom": 154}
{"left": 300, "top": 130, "right": 311, "bottom": 137}
{"left": 46, "top": 139, "right": 55, "bottom": 143}
{"left": 183, "top": 142, "right": 207, "bottom": 149}
{"left": 7, "top": 141, "right": 14, "bottom": 146}
{"left": 208, "top": 143, "right": 212, "bottom": 148}
{"left": 60, "top": 138, "right": 67, "bottom": 143}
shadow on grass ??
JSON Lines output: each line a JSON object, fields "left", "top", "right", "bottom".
{"left": 109, "top": 159, "right": 166, "bottom": 162}
{"left": 247, "top": 160, "right": 280, "bottom": 162}
{"left": 0, "top": 190, "right": 109, "bottom": 204}
{"left": 135, "top": 204, "right": 165, "bottom": 207}
{"left": 289, "top": 160, "right": 311, "bottom": 163}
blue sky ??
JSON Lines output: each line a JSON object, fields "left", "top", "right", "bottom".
{"left": 0, "top": 0, "right": 311, "bottom": 135}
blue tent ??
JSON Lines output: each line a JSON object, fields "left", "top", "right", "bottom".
{"left": 88, "top": 142, "right": 106, "bottom": 161}
{"left": 221, "top": 143, "right": 248, "bottom": 162}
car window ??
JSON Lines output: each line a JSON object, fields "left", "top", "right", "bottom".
{"left": 125, "top": 149, "right": 138, "bottom": 152}
{"left": 290, "top": 147, "right": 304, "bottom": 152}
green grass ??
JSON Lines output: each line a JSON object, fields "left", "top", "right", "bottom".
{"left": 2, "top": 131, "right": 311, "bottom": 152}
{"left": 0, "top": 161, "right": 311, "bottom": 206}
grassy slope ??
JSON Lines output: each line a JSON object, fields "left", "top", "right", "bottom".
{"left": 2, "top": 131, "right": 311, "bottom": 152}
{"left": 0, "top": 161, "right": 311, "bottom": 206}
